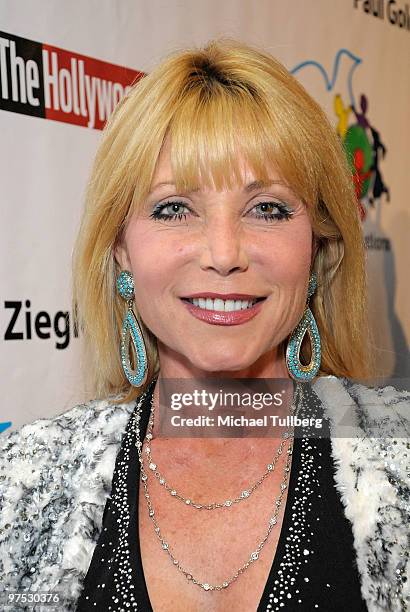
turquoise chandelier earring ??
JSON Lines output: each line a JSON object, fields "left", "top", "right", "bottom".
{"left": 116, "top": 270, "right": 148, "bottom": 387}
{"left": 285, "top": 272, "right": 321, "bottom": 382}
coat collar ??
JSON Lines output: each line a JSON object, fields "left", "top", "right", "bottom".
{"left": 49, "top": 400, "right": 136, "bottom": 607}
{"left": 312, "top": 376, "right": 410, "bottom": 611}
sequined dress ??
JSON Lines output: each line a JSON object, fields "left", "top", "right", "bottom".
{"left": 77, "top": 383, "right": 367, "bottom": 611}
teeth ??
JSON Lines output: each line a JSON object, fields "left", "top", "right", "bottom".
{"left": 189, "top": 298, "right": 258, "bottom": 311}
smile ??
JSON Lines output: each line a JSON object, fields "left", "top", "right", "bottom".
{"left": 180, "top": 295, "right": 267, "bottom": 326}
{"left": 185, "top": 297, "right": 260, "bottom": 311}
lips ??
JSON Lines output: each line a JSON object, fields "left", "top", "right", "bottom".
{"left": 180, "top": 295, "right": 267, "bottom": 326}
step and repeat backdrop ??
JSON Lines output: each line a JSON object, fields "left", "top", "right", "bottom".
{"left": 1, "top": 0, "right": 409, "bottom": 432}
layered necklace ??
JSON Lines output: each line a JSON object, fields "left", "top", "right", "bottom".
{"left": 134, "top": 383, "right": 302, "bottom": 592}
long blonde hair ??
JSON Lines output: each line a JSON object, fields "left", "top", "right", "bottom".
{"left": 72, "top": 39, "right": 372, "bottom": 403}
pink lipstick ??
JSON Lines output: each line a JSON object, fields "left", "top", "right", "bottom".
{"left": 180, "top": 297, "right": 266, "bottom": 326}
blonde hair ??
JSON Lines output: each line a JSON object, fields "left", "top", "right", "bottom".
{"left": 72, "top": 38, "right": 372, "bottom": 403}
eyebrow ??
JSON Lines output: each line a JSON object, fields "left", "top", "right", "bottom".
{"left": 148, "top": 179, "right": 290, "bottom": 194}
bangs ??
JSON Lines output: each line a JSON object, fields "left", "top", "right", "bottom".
{"left": 167, "top": 82, "right": 319, "bottom": 205}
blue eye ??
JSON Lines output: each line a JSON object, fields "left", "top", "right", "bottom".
{"left": 150, "top": 201, "right": 190, "bottom": 222}
{"left": 149, "top": 199, "right": 294, "bottom": 223}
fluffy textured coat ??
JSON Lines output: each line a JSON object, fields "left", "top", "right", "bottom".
{"left": 0, "top": 376, "right": 409, "bottom": 611}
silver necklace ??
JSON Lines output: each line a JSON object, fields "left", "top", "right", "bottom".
{"left": 134, "top": 384, "right": 301, "bottom": 591}
{"left": 142, "top": 391, "right": 299, "bottom": 509}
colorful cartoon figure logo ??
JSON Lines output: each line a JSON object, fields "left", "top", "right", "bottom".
{"left": 292, "top": 50, "right": 390, "bottom": 223}
{"left": 335, "top": 93, "right": 390, "bottom": 220}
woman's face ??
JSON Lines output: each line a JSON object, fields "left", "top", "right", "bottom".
{"left": 116, "top": 144, "right": 314, "bottom": 377}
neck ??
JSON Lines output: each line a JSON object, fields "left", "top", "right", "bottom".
{"left": 149, "top": 345, "right": 293, "bottom": 444}
{"left": 156, "top": 342, "right": 290, "bottom": 380}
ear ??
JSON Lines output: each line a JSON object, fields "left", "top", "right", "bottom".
{"left": 114, "top": 237, "right": 131, "bottom": 271}
{"left": 311, "top": 234, "right": 319, "bottom": 266}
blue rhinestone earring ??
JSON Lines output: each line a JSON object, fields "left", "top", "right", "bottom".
{"left": 285, "top": 272, "right": 321, "bottom": 382}
{"left": 116, "top": 270, "right": 148, "bottom": 387}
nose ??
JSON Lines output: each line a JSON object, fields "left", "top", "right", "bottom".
{"left": 198, "top": 215, "right": 249, "bottom": 276}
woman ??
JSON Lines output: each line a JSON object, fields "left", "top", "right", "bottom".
{"left": 0, "top": 40, "right": 408, "bottom": 612}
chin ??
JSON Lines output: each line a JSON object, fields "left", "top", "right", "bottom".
{"left": 187, "top": 348, "right": 258, "bottom": 374}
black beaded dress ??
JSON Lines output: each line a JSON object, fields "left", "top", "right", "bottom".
{"left": 77, "top": 380, "right": 367, "bottom": 611}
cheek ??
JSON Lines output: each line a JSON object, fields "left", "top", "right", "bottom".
{"left": 123, "top": 223, "right": 188, "bottom": 304}
{"left": 256, "top": 225, "right": 312, "bottom": 283}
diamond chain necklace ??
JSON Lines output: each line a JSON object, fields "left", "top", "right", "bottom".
{"left": 134, "top": 384, "right": 301, "bottom": 591}
{"left": 143, "top": 402, "right": 294, "bottom": 509}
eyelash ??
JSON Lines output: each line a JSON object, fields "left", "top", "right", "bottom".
{"left": 149, "top": 200, "right": 294, "bottom": 223}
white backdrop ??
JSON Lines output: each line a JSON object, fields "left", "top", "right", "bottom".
{"left": 1, "top": 0, "right": 409, "bottom": 433}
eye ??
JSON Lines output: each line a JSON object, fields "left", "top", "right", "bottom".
{"left": 149, "top": 198, "right": 295, "bottom": 223}
{"left": 149, "top": 200, "right": 191, "bottom": 222}
{"left": 249, "top": 201, "right": 294, "bottom": 222}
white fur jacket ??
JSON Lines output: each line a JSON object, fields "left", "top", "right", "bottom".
{"left": 0, "top": 376, "right": 409, "bottom": 611}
